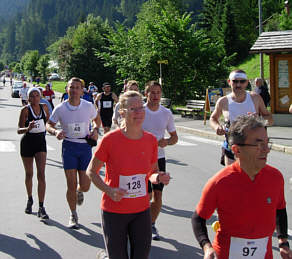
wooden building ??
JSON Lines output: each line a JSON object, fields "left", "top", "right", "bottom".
{"left": 250, "top": 30, "right": 292, "bottom": 117}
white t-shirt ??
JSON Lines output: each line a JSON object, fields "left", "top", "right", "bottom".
{"left": 142, "top": 104, "right": 176, "bottom": 159}
{"left": 19, "top": 87, "right": 29, "bottom": 100}
{"left": 49, "top": 99, "right": 97, "bottom": 143}
{"left": 112, "top": 102, "right": 121, "bottom": 126}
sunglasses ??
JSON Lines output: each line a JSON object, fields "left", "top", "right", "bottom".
{"left": 232, "top": 79, "right": 247, "bottom": 84}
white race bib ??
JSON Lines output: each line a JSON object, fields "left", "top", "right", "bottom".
{"left": 103, "top": 101, "right": 112, "bottom": 108}
{"left": 29, "top": 119, "right": 46, "bottom": 133}
{"left": 119, "top": 174, "right": 146, "bottom": 198}
{"left": 45, "top": 96, "right": 50, "bottom": 100}
{"left": 229, "top": 236, "right": 268, "bottom": 259}
{"left": 67, "top": 122, "right": 86, "bottom": 138}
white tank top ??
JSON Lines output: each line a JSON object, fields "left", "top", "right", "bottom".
{"left": 227, "top": 92, "right": 256, "bottom": 123}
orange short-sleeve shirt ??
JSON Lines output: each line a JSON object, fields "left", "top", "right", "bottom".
{"left": 95, "top": 129, "right": 158, "bottom": 214}
{"left": 196, "top": 162, "right": 286, "bottom": 259}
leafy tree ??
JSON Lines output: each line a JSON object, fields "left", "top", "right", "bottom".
{"left": 0, "top": 61, "right": 4, "bottom": 71}
{"left": 99, "top": 0, "right": 231, "bottom": 103}
{"left": 48, "top": 15, "right": 114, "bottom": 87}
{"left": 221, "top": 0, "right": 238, "bottom": 63}
{"left": 37, "top": 54, "right": 50, "bottom": 83}
{"left": 20, "top": 50, "right": 40, "bottom": 79}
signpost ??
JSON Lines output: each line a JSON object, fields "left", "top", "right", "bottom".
{"left": 157, "top": 60, "right": 168, "bottom": 86}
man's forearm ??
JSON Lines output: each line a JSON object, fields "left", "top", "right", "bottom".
{"left": 191, "top": 211, "right": 211, "bottom": 248}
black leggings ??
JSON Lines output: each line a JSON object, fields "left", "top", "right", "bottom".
{"left": 101, "top": 208, "right": 151, "bottom": 259}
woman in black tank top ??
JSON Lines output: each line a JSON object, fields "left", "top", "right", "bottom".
{"left": 17, "top": 87, "right": 50, "bottom": 220}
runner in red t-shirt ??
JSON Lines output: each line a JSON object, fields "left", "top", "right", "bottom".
{"left": 43, "top": 83, "right": 55, "bottom": 109}
{"left": 87, "top": 91, "right": 171, "bottom": 259}
{"left": 192, "top": 115, "right": 292, "bottom": 259}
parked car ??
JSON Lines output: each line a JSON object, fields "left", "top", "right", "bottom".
{"left": 49, "top": 73, "right": 60, "bottom": 80}
{"left": 11, "top": 81, "right": 23, "bottom": 98}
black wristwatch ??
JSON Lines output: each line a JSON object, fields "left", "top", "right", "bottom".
{"left": 279, "top": 241, "right": 290, "bottom": 249}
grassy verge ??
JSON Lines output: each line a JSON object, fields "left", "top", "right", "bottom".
{"left": 232, "top": 54, "right": 270, "bottom": 79}
{"left": 32, "top": 80, "right": 66, "bottom": 93}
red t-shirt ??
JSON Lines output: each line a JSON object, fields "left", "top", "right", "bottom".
{"left": 94, "top": 128, "right": 157, "bottom": 214}
{"left": 43, "top": 89, "right": 55, "bottom": 101}
{"left": 196, "top": 161, "right": 286, "bottom": 259}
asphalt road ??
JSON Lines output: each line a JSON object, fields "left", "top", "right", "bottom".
{"left": 0, "top": 82, "right": 291, "bottom": 258}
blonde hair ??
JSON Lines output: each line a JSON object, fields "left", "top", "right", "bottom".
{"left": 119, "top": 90, "right": 143, "bottom": 109}
{"left": 119, "top": 91, "right": 143, "bottom": 128}
{"left": 67, "top": 77, "right": 84, "bottom": 88}
{"left": 127, "top": 80, "right": 138, "bottom": 89}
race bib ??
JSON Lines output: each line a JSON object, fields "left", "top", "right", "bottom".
{"left": 119, "top": 174, "right": 146, "bottom": 198}
{"left": 29, "top": 119, "right": 46, "bottom": 133}
{"left": 45, "top": 96, "right": 50, "bottom": 100}
{"left": 103, "top": 101, "right": 112, "bottom": 108}
{"left": 67, "top": 122, "right": 86, "bottom": 138}
{"left": 229, "top": 236, "right": 268, "bottom": 259}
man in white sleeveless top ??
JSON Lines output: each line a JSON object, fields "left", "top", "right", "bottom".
{"left": 210, "top": 69, "right": 273, "bottom": 166}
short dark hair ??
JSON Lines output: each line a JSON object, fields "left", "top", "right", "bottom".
{"left": 228, "top": 115, "right": 266, "bottom": 146}
{"left": 103, "top": 82, "right": 111, "bottom": 87}
{"left": 144, "top": 81, "right": 162, "bottom": 94}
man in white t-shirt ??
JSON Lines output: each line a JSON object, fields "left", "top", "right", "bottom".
{"left": 19, "top": 83, "right": 29, "bottom": 106}
{"left": 142, "top": 81, "right": 178, "bottom": 240}
{"left": 46, "top": 77, "right": 101, "bottom": 229}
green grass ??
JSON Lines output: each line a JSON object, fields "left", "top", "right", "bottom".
{"left": 51, "top": 81, "right": 66, "bottom": 93}
{"left": 32, "top": 80, "right": 66, "bottom": 93}
{"left": 232, "top": 54, "right": 270, "bottom": 79}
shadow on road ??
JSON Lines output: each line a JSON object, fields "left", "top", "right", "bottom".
{"left": 161, "top": 205, "right": 194, "bottom": 218}
{"left": 46, "top": 158, "right": 64, "bottom": 169}
{"left": 0, "top": 103, "right": 22, "bottom": 108}
{"left": 166, "top": 159, "right": 188, "bottom": 166}
{"left": 45, "top": 218, "right": 104, "bottom": 248}
{"left": 150, "top": 236, "right": 203, "bottom": 258}
{"left": 0, "top": 233, "right": 62, "bottom": 259}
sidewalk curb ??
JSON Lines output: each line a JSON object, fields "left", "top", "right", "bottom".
{"left": 176, "top": 126, "right": 292, "bottom": 154}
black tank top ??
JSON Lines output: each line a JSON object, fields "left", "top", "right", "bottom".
{"left": 100, "top": 93, "right": 114, "bottom": 113}
{"left": 25, "top": 104, "right": 47, "bottom": 133}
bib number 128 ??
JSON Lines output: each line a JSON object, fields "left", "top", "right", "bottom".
{"left": 127, "top": 180, "right": 141, "bottom": 190}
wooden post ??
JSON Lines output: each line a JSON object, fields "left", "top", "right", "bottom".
{"left": 204, "top": 89, "right": 210, "bottom": 125}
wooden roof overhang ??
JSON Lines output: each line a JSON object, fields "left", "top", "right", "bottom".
{"left": 250, "top": 30, "right": 292, "bottom": 54}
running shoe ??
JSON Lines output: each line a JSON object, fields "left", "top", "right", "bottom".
{"left": 76, "top": 191, "right": 84, "bottom": 206}
{"left": 96, "top": 249, "right": 109, "bottom": 259}
{"left": 68, "top": 213, "right": 79, "bottom": 229}
{"left": 37, "top": 207, "right": 49, "bottom": 220}
{"left": 25, "top": 200, "right": 33, "bottom": 214}
{"left": 152, "top": 224, "right": 160, "bottom": 241}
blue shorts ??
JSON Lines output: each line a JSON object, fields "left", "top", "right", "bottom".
{"left": 62, "top": 140, "right": 92, "bottom": 171}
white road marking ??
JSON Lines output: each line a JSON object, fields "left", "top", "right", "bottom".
{"left": 183, "top": 135, "right": 221, "bottom": 146}
{"left": 177, "top": 140, "right": 198, "bottom": 146}
{"left": 0, "top": 141, "right": 55, "bottom": 152}
{"left": 0, "top": 141, "right": 16, "bottom": 152}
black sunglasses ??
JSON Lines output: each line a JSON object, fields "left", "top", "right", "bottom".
{"left": 232, "top": 79, "right": 247, "bottom": 84}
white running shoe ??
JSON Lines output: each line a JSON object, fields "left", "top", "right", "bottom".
{"left": 68, "top": 213, "right": 79, "bottom": 229}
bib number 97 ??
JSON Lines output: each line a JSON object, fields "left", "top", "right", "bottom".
{"left": 243, "top": 247, "right": 257, "bottom": 256}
